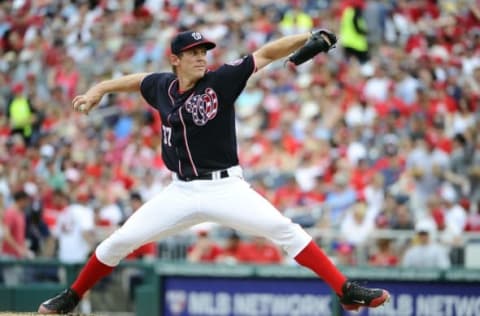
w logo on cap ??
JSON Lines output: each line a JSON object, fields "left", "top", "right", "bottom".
{"left": 171, "top": 30, "right": 216, "bottom": 54}
{"left": 191, "top": 32, "right": 202, "bottom": 40}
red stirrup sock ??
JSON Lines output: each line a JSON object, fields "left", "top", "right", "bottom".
{"left": 294, "top": 240, "right": 347, "bottom": 295}
{"left": 71, "top": 253, "right": 115, "bottom": 297}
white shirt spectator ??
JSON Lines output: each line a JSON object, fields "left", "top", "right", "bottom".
{"left": 138, "top": 171, "right": 165, "bottom": 201}
{"left": 347, "top": 141, "right": 367, "bottom": 166}
{"left": 295, "top": 165, "right": 324, "bottom": 192}
{"left": 345, "top": 103, "right": 376, "bottom": 127}
{"left": 462, "top": 54, "right": 480, "bottom": 76}
{"left": 396, "top": 75, "right": 420, "bottom": 105}
{"left": 54, "top": 204, "right": 94, "bottom": 263}
{"left": 402, "top": 242, "right": 451, "bottom": 269}
{"left": 364, "top": 186, "right": 384, "bottom": 216}
{"left": 99, "top": 203, "right": 123, "bottom": 227}
{"left": 430, "top": 148, "right": 450, "bottom": 169}
{"left": 340, "top": 204, "right": 375, "bottom": 246}
{"left": 448, "top": 112, "right": 475, "bottom": 137}
{"left": 363, "top": 76, "right": 390, "bottom": 102}
{"left": 407, "top": 142, "right": 430, "bottom": 171}
{"left": 0, "top": 176, "right": 10, "bottom": 207}
{"left": 144, "top": 0, "right": 166, "bottom": 12}
{"left": 199, "top": 23, "right": 229, "bottom": 42}
{"left": 139, "top": 180, "right": 164, "bottom": 201}
{"left": 445, "top": 204, "right": 467, "bottom": 234}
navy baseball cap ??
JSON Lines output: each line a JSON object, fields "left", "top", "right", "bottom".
{"left": 170, "top": 31, "right": 216, "bottom": 55}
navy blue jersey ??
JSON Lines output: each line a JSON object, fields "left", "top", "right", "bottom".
{"left": 140, "top": 54, "right": 256, "bottom": 177}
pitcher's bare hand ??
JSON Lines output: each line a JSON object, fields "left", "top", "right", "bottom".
{"left": 72, "top": 88, "right": 103, "bottom": 114}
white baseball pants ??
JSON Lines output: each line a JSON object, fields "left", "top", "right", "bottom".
{"left": 96, "top": 166, "right": 312, "bottom": 266}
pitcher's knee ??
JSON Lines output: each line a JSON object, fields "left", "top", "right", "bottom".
{"left": 95, "top": 231, "right": 138, "bottom": 266}
{"left": 269, "top": 222, "right": 311, "bottom": 257}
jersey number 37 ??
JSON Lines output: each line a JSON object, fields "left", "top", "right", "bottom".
{"left": 162, "top": 126, "right": 172, "bottom": 147}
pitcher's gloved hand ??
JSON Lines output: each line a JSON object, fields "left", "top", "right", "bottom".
{"left": 287, "top": 29, "right": 337, "bottom": 66}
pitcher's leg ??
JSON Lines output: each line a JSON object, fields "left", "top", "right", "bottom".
{"left": 96, "top": 184, "right": 202, "bottom": 266}
{"left": 200, "top": 178, "right": 313, "bottom": 255}
{"left": 70, "top": 215, "right": 201, "bottom": 300}
{"left": 39, "top": 183, "right": 203, "bottom": 314}
{"left": 74, "top": 184, "right": 203, "bottom": 296}
{"left": 201, "top": 178, "right": 346, "bottom": 293}
{"left": 202, "top": 178, "right": 390, "bottom": 310}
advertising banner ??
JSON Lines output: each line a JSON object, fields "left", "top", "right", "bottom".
{"left": 163, "top": 276, "right": 480, "bottom": 316}
{"left": 163, "top": 277, "right": 333, "bottom": 316}
{"left": 342, "top": 281, "right": 480, "bottom": 316}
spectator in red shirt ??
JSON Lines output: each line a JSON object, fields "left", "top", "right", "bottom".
{"left": 368, "top": 238, "right": 399, "bottom": 267}
{"left": 465, "top": 202, "right": 480, "bottom": 232}
{"left": 218, "top": 231, "right": 252, "bottom": 264}
{"left": 51, "top": 56, "right": 80, "bottom": 100}
{"left": 241, "top": 237, "right": 283, "bottom": 264}
{"left": 0, "top": 193, "right": 25, "bottom": 258}
{"left": 2, "top": 190, "right": 33, "bottom": 258}
{"left": 272, "top": 176, "right": 301, "bottom": 212}
{"left": 187, "top": 230, "right": 223, "bottom": 263}
{"left": 350, "top": 158, "right": 376, "bottom": 192}
{"left": 334, "top": 241, "right": 356, "bottom": 266}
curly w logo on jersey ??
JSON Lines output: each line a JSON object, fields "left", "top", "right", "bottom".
{"left": 184, "top": 88, "right": 218, "bottom": 126}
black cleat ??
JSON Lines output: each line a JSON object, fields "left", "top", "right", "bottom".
{"left": 38, "top": 288, "right": 80, "bottom": 314}
{"left": 339, "top": 281, "right": 390, "bottom": 311}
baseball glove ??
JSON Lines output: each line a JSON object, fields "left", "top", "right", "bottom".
{"left": 288, "top": 29, "right": 337, "bottom": 66}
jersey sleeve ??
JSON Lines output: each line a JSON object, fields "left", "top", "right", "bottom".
{"left": 211, "top": 54, "right": 256, "bottom": 101}
{"left": 140, "top": 73, "right": 170, "bottom": 108}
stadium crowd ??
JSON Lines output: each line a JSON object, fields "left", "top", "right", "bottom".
{"left": 0, "top": 0, "right": 479, "bottom": 271}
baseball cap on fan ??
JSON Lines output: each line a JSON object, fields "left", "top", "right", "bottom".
{"left": 170, "top": 31, "right": 216, "bottom": 55}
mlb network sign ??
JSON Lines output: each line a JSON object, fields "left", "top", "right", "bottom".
{"left": 163, "top": 277, "right": 333, "bottom": 316}
{"left": 343, "top": 281, "right": 480, "bottom": 316}
{"left": 163, "top": 277, "right": 480, "bottom": 316}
